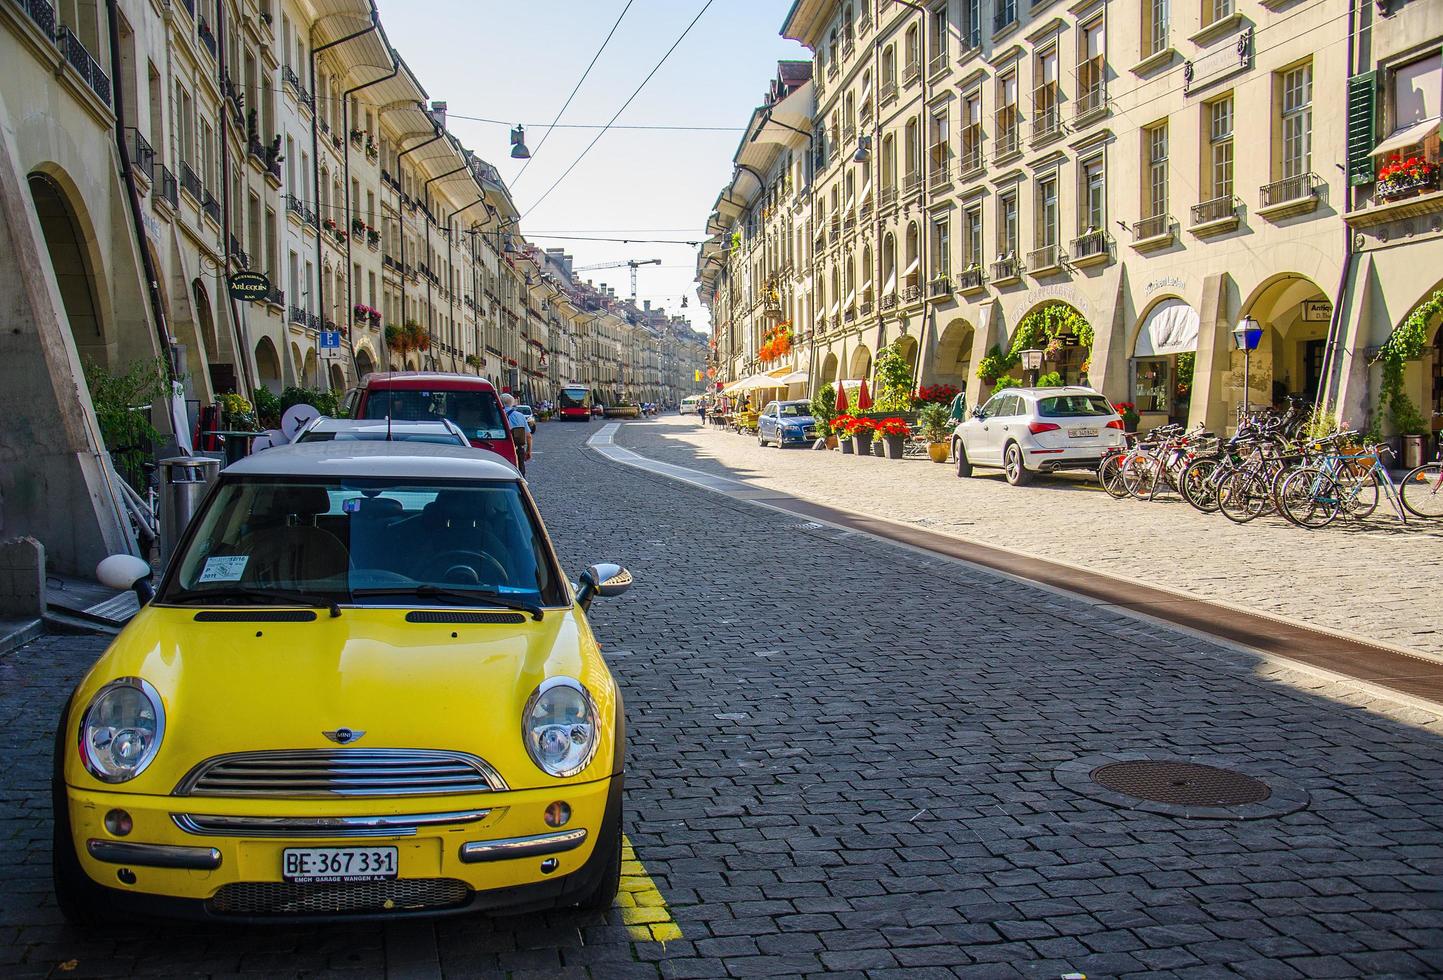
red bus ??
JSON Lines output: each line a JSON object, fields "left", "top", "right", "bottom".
{"left": 350, "top": 372, "right": 517, "bottom": 466}
{"left": 558, "top": 384, "right": 593, "bottom": 421}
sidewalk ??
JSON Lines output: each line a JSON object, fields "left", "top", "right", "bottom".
{"left": 623, "top": 416, "right": 1443, "bottom": 660}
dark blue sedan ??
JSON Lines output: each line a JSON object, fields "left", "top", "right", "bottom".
{"left": 757, "top": 400, "right": 819, "bottom": 447}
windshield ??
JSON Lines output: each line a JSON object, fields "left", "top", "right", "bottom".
{"left": 159, "top": 477, "right": 565, "bottom": 607}
{"left": 777, "top": 403, "right": 810, "bottom": 418}
{"left": 1037, "top": 395, "right": 1115, "bottom": 418}
{"left": 298, "top": 431, "right": 464, "bottom": 445}
{"left": 360, "top": 389, "right": 507, "bottom": 441}
{"left": 559, "top": 387, "right": 590, "bottom": 409}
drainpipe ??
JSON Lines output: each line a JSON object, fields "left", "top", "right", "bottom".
{"left": 215, "top": 0, "right": 255, "bottom": 396}
{"left": 393, "top": 130, "right": 445, "bottom": 365}
{"left": 423, "top": 162, "right": 472, "bottom": 366}
{"left": 309, "top": 5, "right": 381, "bottom": 383}
{"left": 1319, "top": 0, "right": 1359, "bottom": 419}
{"left": 105, "top": 0, "right": 182, "bottom": 439}
{"left": 442, "top": 195, "right": 485, "bottom": 371}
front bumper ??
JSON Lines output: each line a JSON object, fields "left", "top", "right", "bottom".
{"left": 63, "top": 774, "right": 622, "bottom": 922}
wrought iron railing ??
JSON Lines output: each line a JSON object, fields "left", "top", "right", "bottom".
{"left": 200, "top": 189, "right": 220, "bottom": 223}
{"left": 902, "top": 62, "right": 920, "bottom": 86}
{"left": 16, "top": 0, "right": 56, "bottom": 37}
{"left": 1027, "top": 243, "right": 1060, "bottom": 271}
{"left": 880, "top": 79, "right": 898, "bottom": 104}
{"left": 196, "top": 15, "right": 217, "bottom": 58}
{"left": 125, "top": 128, "right": 155, "bottom": 181}
{"left": 928, "top": 276, "right": 952, "bottom": 297}
{"left": 179, "top": 161, "right": 202, "bottom": 201}
{"left": 957, "top": 266, "right": 985, "bottom": 291}
{"left": 1071, "top": 230, "right": 1111, "bottom": 260}
{"left": 991, "top": 255, "right": 1022, "bottom": 280}
{"left": 1260, "top": 172, "right": 1319, "bottom": 207}
{"left": 155, "top": 164, "right": 178, "bottom": 209}
{"left": 1191, "top": 195, "right": 1239, "bottom": 225}
{"left": 56, "top": 25, "right": 111, "bottom": 105}
{"left": 228, "top": 234, "right": 249, "bottom": 269}
{"left": 930, "top": 161, "right": 950, "bottom": 190}
{"left": 1132, "top": 213, "right": 1172, "bottom": 240}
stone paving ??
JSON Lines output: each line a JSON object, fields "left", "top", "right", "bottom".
{"left": 1, "top": 419, "right": 1441, "bottom": 978}
{"left": 620, "top": 416, "right": 1443, "bottom": 660}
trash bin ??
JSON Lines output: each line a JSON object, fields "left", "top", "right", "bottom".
{"left": 158, "top": 456, "right": 219, "bottom": 567}
{"left": 1402, "top": 434, "right": 1427, "bottom": 470}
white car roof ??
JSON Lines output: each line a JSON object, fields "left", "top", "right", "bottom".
{"left": 303, "top": 418, "right": 460, "bottom": 434}
{"left": 226, "top": 440, "right": 519, "bottom": 480}
{"left": 995, "top": 386, "right": 1104, "bottom": 398}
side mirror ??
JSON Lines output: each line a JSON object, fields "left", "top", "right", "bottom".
{"left": 97, "top": 554, "right": 154, "bottom": 604}
{"left": 576, "top": 562, "right": 632, "bottom": 611}
{"left": 970, "top": 406, "right": 986, "bottom": 419}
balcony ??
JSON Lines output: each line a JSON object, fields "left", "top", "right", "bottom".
{"left": 15, "top": 0, "right": 57, "bottom": 35}
{"left": 827, "top": 61, "right": 839, "bottom": 81}
{"left": 1349, "top": 166, "right": 1443, "bottom": 228}
{"left": 1189, "top": 195, "right": 1241, "bottom": 236}
{"left": 930, "top": 158, "right": 950, "bottom": 191}
{"left": 859, "top": 200, "right": 874, "bottom": 222}
{"left": 857, "top": 15, "right": 871, "bottom": 37}
{"left": 228, "top": 234, "right": 249, "bottom": 269}
{"left": 880, "top": 292, "right": 898, "bottom": 310}
{"left": 842, "top": 123, "right": 857, "bottom": 146}
{"left": 903, "top": 172, "right": 923, "bottom": 197}
{"left": 928, "top": 275, "right": 952, "bottom": 298}
{"left": 1027, "top": 243, "right": 1063, "bottom": 274}
{"left": 902, "top": 283, "right": 922, "bottom": 303}
{"left": 288, "top": 305, "right": 306, "bottom": 325}
{"left": 814, "top": 231, "right": 826, "bottom": 252}
{"left": 929, "top": 52, "right": 949, "bottom": 78}
{"left": 1257, "top": 172, "right": 1321, "bottom": 221}
{"left": 200, "top": 189, "right": 220, "bottom": 224}
{"left": 843, "top": 212, "right": 857, "bottom": 232}
{"left": 125, "top": 128, "right": 154, "bottom": 182}
{"left": 959, "top": 129, "right": 983, "bottom": 178}
{"left": 154, "top": 164, "right": 178, "bottom": 210}
{"left": 179, "top": 161, "right": 202, "bottom": 202}
{"left": 1076, "top": 69, "right": 1108, "bottom": 124}
{"left": 990, "top": 255, "right": 1023, "bottom": 283}
{"left": 196, "top": 15, "right": 217, "bottom": 58}
{"left": 1070, "top": 230, "right": 1112, "bottom": 267}
{"left": 880, "top": 79, "right": 898, "bottom": 104}
{"left": 262, "top": 285, "right": 284, "bottom": 308}
{"left": 993, "top": 121, "right": 1019, "bottom": 164}
{"left": 1031, "top": 103, "right": 1061, "bottom": 146}
{"left": 829, "top": 216, "right": 841, "bottom": 243}
{"left": 957, "top": 266, "right": 986, "bottom": 293}
{"left": 902, "top": 62, "right": 920, "bottom": 87}
{"left": 1131, "top": 213, "right": 1175, "bottom": 251}
{"left": 55, "top": 25, "right": 112, "bottom": 106}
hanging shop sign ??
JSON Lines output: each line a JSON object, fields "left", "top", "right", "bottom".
{"left": 227, "top": 271, "right": 270, "bottom": 302}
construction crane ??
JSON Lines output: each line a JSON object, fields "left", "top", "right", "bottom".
{"left": 572, "top": 258, "right": 661, "bottom": 301}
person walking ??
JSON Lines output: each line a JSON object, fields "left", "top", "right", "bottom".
{"left": 697, "top": 400, "right": 707, "bottom": 426}
{"left": 501, "top": 392, "right": 532, "bottom": 476}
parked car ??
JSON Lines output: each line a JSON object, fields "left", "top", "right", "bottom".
{"left": 951, "top": 386, "right": 1125, "bottom": 485}
{"left": 293, "top": 417, "right": 470, "bottom": 447}
{"left": 515, "top": 405, "right": 537, "bottom": 433}
{"left": 59, "top": 440, "right": 632, "bottom": 922}
{"left": 348, "top": 372, "right": 517, "bottom": 467}
{"left": 757, "top": 400, "right": 819, "bottom": 447}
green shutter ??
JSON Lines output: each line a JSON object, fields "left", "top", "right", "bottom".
{"left": 1347, "top": 71, "right": 1377, "bottom": 186}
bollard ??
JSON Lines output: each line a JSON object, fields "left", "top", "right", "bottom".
{"left": 158, "top": 456, "right": 220, "bottom": 568}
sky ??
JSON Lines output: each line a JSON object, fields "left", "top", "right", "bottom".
{"left": 379, "top": 0, "right": 810, "bottom": 336}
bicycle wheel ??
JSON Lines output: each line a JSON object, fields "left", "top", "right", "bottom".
{"left": 1218, "top": 471, "right": 1270, "bottom": 524}
{"left": 1278, "top": 467, "right": 1341, "bottom": 529}
{"left": 1400, "top": 462, "right": 1443, "bottom": 518}
{"left": 1098, "top": 454, "right": 1129, "bottom": 499}
{"left": 1180, "top": 458, "right": 1222, "bottom": 512}
{"left": 1122, "top": 455, "right": 1162, "bottom": 500}
{"left": 1331, "top": 466, "right": 1380, "bottom": 520}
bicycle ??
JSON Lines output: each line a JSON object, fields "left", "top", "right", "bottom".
{"left": 1277, "top": 443, "right": 1407, "bottom": 529}
{"left": 1400, "top": 452, "right": 1443, "bottom": 519}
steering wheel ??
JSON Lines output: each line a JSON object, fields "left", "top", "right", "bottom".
{"left": 414, "top": 549, "right": 509, "bottom": 586}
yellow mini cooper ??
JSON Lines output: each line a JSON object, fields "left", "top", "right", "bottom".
{"left": 53, "top": 441, "right": 632, "bottom": 922}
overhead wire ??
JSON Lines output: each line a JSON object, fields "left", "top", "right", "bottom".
{"left": 518, "top": 0, "right": 718, "bottom": 222}
{"left": 511, "top": 0, "right": 637, "bottom": 187}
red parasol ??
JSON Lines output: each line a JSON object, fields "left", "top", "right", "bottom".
{"left": 856, "top": 380, "right": 873, "bottom": 411}
{"left": 835, "top": 382, "right": 849, "bottom": 413}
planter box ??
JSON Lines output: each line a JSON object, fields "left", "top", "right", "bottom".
{"left": 852, "top": 434, "right": 873, "bottom": 456}
{"left": 838, "top": 439, "right": 854, "bottom": 454}
{"left": 882, "top": 434, "right": 905, "bottom": 459}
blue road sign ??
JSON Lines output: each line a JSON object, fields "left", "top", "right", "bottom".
{"left": 319, "top": 330, "right": 341, "bottom": 349}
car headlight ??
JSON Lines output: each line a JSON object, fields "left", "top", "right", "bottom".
{"left": 522, "top": 677, "right": 599, "bottom": 778}
{"left": 79, "top": 678, "right": 165, "bottom": 783}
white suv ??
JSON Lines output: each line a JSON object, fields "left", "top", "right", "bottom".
{"left": 951, "top": 386, "right": 1125, "bottom": 485}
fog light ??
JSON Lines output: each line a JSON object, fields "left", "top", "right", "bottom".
{"left": 104, "top": 809, "right": 133, "bottom": 836}
{"left": 544, "top": 801, "right": 571, "bottom": 828}
{"left": 540, "top": 858, "right": 559, "bottom": 874}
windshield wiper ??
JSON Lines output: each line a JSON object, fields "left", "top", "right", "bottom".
{"left": 168, "top": 587, "right": 341, "bottom": 617}
{"left": 351, "top": 586, "right": 544, "bottom": 621}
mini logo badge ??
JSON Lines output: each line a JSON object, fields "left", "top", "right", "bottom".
{"left": 323, "top": 728, "right": 366, "bottom": 745}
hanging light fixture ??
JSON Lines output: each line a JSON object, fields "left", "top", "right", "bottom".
{"left": 852, "top": 134, "right": 872, "bottom": 163}
{"left": 510, "top": 125, "right": 531, "bottom": 159}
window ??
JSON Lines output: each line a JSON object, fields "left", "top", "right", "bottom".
{"left": 962, "top": 0, "right": 980, "bottom": 49}
{"left": 963, "top": 206, "right": 983, "bottom": 268}
{"left": 930, "top": 111, "right": 948, "bottom": 174}
{"left": 1080, "top": 155, "right": 1106, "bottom": 232}
{"left": 996, "top": 0, "right": 1017, "bottom": 30}
{"left": 1146, "top": 121, "right": 1169, "bottom": 217}
{"left": 1204, "top": 0, "right": 1234, "bottom": 27}
{"left": 997, "top": 70, "right": 1019, "bottom": 156}
{"left": 932, "top": 217, "right": 950, "bottom": 279}
{"left": 999, "top": 190, "right": 1019, "bottom": 257}
{"left": 1145, "top": 0, "right": 1170, "bottom": 58}
{"left": 961, "top": 91, "right": 983, "bottom": 173}
{"left": 1280, "top": 62, "right": 1313, "bottom": 179}
{"left": 930, "top": 6, "right": 947, "bottom": 68}
{"left": 904, "top": 25, "right": 920, "bottom": 79}
{"left": 1207, "top": 95, "right": 1234, "bottom": 199}
{"left": 1036, "top": 174, "right": 1059, "bottom": 248}
{"left": 1035, "top": 47, "right": 1060, "bottom": 138}
{"left": 1079, "top": 19, "right": 1106, "bottom": 115}
{"left": 883, "top": 45, "right": 896, "bottom": 93}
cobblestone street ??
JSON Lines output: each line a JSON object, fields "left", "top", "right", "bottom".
{"left": 621, "top": 416, "right": 1443, "bottom": 660}
{"left": 3, "top": 419, "right": 1442, "bottom": 978}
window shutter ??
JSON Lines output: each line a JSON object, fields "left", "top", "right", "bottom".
{"left": 1347, "top": 71, "right": 1376, "bottom": 186}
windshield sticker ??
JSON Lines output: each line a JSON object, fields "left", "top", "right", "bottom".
{"left": 342, "top": 497, "right": 363, "bottom": 514}
{"left": 198, "top": 555, "right": 249, "bottom": 582}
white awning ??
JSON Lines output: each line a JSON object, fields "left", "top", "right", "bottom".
{"left": 844, "top": 287, "right": 857, "bottom": 306}
{"left": 904, "top": 254, "right": 921, "bottom": 275}
{"left": 774, "top": 370, "right": 808, "bottom": 385}
{"left": 883, "top": 270, "right": 897, "bottom": 293}
{"left": 1134, "top": 298, "right": 1200, "bottom": 358}
{"left": 1371, "top": 116, "right": 1441, "bottom": 157}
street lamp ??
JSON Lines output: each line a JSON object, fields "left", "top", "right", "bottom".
{"left": 1232, "top": 315, "right": 1263, "bottom": 417}
{"left": 1020, "top": 348, "right": 1044, "bottom": 387}
{"left": 510, "top": 125, "right": 531, "bottom": 159}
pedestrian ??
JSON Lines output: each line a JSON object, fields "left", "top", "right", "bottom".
{"left": 500, "top": 392, "right": 532, "bottom": 476}
{"left": 697, "top": 401, "right": 707, "bottom": 426}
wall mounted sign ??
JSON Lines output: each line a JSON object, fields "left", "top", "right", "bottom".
{"left": 1302, "top": 299, "right": 1333, "bottom": 322}
{"left": 227, "top": 271, "right": 270, "bottom": 302}
{"left": 1183, "top": 29, "right": 1252, "bottom": 96}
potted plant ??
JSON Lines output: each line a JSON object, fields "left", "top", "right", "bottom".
{"left": 917, "top": 402, "right": 952, "bottom": 463}
{"left": 851, "top": 417, "right": 876, "bottom": 456}
{"left": 834, "top": 414, "right": 856, "bottom": 453}
{"left": 810, "top": 383, "right": 839, "bottom": 449}
{"left": 1113, "top": 400, "right": 1140, "bottom": 433}
{"left": 877, "top": 417, "right": 909, "bottom": 459}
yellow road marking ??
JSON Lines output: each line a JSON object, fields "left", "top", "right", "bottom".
{"left": 616, "top": 835, "right": 682, "bottom": 943}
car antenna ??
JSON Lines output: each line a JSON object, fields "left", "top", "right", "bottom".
{"left": 386, "top": 378, "right": 393, "bottom": 441}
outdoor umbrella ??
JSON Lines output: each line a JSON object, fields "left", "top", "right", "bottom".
{"left": 857, "top": 380, "right": 873, "bottom": 411}
{"left": 835, "top": 383, "right": 849, "bottom": 413}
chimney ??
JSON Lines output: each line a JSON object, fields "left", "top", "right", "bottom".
{"left": 430, "top": 100, "right": 448, "bottom": 129}
{"left": 644, "top": 300, "right": 651, "bottom": 311}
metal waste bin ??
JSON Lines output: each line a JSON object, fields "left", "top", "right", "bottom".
{"left": 1401, "top": 434, "right": 1427, "bottom": 470}
{"left": 159, "top": 456, "right": 219, "bottom": 567}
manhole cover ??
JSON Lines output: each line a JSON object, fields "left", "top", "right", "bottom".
{"left": 1091, "top": 760, "right": 1271, "bottom": 807}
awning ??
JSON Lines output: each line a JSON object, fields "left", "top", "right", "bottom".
{"left": 1370, "top": 116, "right": 1441, "bottom": 158}
{"left": 772, "top": 370, "right": 808, "bottom": 385}
{"left": 1134, "top": 298, "right": 1200, "bottom": 358}
{"left": 904, "top": 254, "right": 920, "bottom": 275}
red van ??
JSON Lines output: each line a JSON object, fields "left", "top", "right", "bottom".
{"left": 349, "top": 372, "right": 517, "bottom": 466}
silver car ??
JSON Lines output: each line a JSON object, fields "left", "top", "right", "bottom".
{"left": 951, "top": 386, "right": 1125, "bottom": 485}
{"left": 293, "top": 417, "right": 470, "bottom": 446}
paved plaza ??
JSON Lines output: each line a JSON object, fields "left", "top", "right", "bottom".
{"left": 2, "top": 419, "right": 1441, "bottom": 978}
{"left": 623, "top": 416, "right": 1443, "bottom": 661}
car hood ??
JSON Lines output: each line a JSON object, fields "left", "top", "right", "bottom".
{"left": 63, "top": 605, "right": 617, "bottom": 796}
{"left": 777, "top": 415, "right": 816, "bottom": 425}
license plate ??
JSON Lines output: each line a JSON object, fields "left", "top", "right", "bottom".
{"left": 1068, "top": 427, "right": 1098, "bottom": 438}
{"left": 282, "top": 846, "right": 398, "bottom": 883}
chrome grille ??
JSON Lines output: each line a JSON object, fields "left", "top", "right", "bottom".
{"left": 174, "top": 749, "right": 508, "bottom": 798}
{"left": 209, "top": 878, "right": 470, "bottom": 916}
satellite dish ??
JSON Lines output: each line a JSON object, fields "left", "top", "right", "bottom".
{"left": 280, "top": 404, "right": 319, "bottom": 442}
{"left": 251, "top": 429, "right": 285, "bottom": 452}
